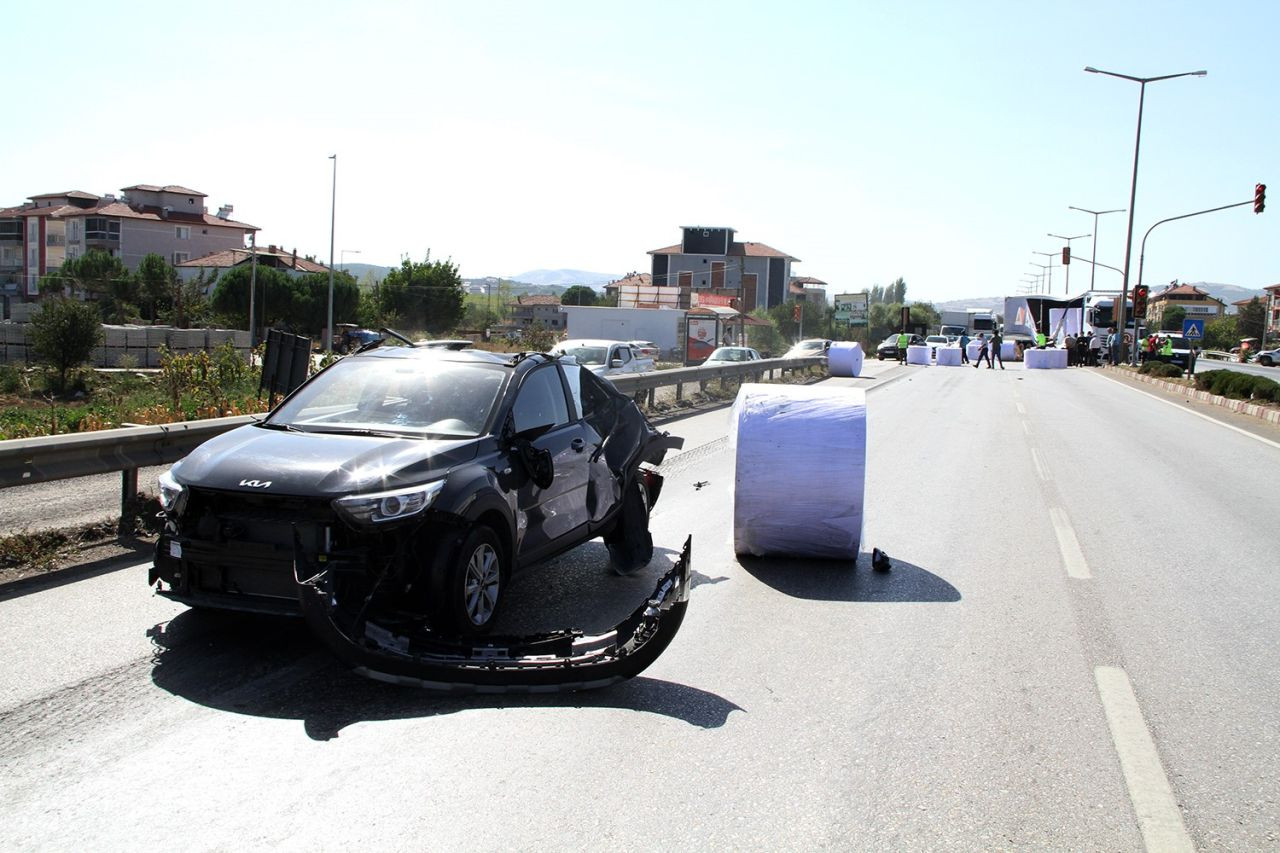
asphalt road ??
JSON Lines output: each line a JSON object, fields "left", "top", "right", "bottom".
{"left": 2, "top": 359, "right": 1278, "bottom": 850}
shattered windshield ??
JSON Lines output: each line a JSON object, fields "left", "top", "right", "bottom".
{"left": 556, "top": 345, "right": 608, "bottom": 365}
{"left": 267, "top": 357, "right": 506, "bottom": 437}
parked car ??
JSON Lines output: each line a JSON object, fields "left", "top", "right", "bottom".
{"left": 782, "top": 339, "right": 833, "bottom": 359}
{"left": 332, "top": 324, "right": 381, "bottom": 353}
{"left": 151, "top": 345, "right": 684, "bottom": 641}
{"left": 876, "top": 334, "right": 925, "bottom": 360}
{"left": 1256, "top": 346, "right": 1278, "bottom": 367}
{"left": 629, "top": 340, "right": 662, "bottom": 360}
{"left": 704, "top": 346, "right": 762, "bottom": 363}
{"left": 549, "top": 339, "right": 656, "bottom": 376}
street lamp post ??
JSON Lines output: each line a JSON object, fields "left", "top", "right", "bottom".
{"left": 1029, "top": 262, "right": 1050, "bottom": 294}
{"left": 1047, "top": 232, "right": 1090, "bottom": 295}
{"left": 1068, "top": 206, "right": 1125, "bottom": 335}
{"left": 1032, "top": 252, "right": 1057, "bottom": 293}
{"left": 326, "top": 153, "right": 337, "bottom": 354}
{"left": 248, "top": 231, "right": 258, "bottom": 348}
{"left": 1084, "top": 66, "right": 1206, "bottom": 364}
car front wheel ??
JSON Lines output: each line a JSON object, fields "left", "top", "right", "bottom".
{"left": 440, "top": 525, "right": 505, "bottom": 634}
{"left": 605, "top": 478, "right": 653, "bottom": 576}
{"left": 1261, "top": 355, "right": 1274, "bottom": 367}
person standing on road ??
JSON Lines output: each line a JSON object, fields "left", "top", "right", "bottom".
{"left": 897, "top": 330, "right": 909, "bottom": 364}
{"left": 990, "top": 328, "right": 1005, "bottom": 370}
{"left": 959, "top": 331, "right": 971, "bottom": 364}
{"left": 1088, "top": 333, "right": 1101, "bottom": 366}
{"left": 973, "top": 333, "right": 991, "bottom": 368}
{"left": 1064, "top": 333, "right": 1076, "bottom": 367}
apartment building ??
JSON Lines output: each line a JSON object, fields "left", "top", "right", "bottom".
{"left": 0, "top": 184, "right": 256, "bottom": 298}
{"left": 647, "top": 226, "right": 799, "bottom": 312}
{"left": 1145, "top": 283, "right": 1226, "bottom": 328}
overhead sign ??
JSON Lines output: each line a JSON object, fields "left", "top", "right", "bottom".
{"left": 1183, "top": 318, "right": 1205, "bottom": 341}
{"left": 834, "top": 292, "right": 869, "bottom": 326}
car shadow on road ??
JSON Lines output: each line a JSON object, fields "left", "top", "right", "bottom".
{"left": 148, "top": 602, "right": 741, "bottom": 742}
{"left": 737, "top": 551, "right": 960, "bottom": 603}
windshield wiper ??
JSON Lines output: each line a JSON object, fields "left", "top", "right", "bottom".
{"left": 306, "top": 426, "right": 417, "bottom": 439}
{"left": 257, "top": 421, "right": 306, "bottom": 432}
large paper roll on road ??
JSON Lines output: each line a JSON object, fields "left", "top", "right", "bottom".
{"left": 730, "top": 383, "right": 866, "bottom": 559}
{"left": 935, "top": 346, "right": 962, "bottom": 366}
{"left": 1001, "top": 341, "right": 1017, "bottom": 361}
{"left": 827, "top": 342, "right": 864, "bottom": 377}
{"left": 906, "top": 345, "right": 930, "bottom": 365}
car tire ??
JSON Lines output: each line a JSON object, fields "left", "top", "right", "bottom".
{"left": 1262, "top": 356, "right": 1274, "bottom": 367}
{"left": 605, "top": 477, "right": 653, "bottom": 576}
{"left": 440, "top": 525, "right": 506, "bottom": 634}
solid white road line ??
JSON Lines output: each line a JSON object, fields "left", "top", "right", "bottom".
{"left": 1022, "top": 420, "right": 1032, "bottom": 435}
{"left": 1090, "top": 371, "right": 1280, "bottom": 452}
{"left": 1094, "top": 666, "right": 1195, "bottom": 853}
{"left": 1048, "top": 506, "right": 1090, "bottom": 579}
{"left": 1016, "top": 402, "right": 1027, "bottom": 415}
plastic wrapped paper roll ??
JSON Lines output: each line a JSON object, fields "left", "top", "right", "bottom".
{"left": 731, "top": 383, "right": 865, "bottom": 559}
{"left": 1025, "top": 348, "right": 1068, "bottom": 369}
{"left": 935, "top": 346, "right": 962, "bottom": 366}
{"left": 966, "top": 341, "right": 983, "bottom": 361}
{"left": 906, "top": 345, "right": 931, "bottom": 365}
{"left": 1001, "top": 341, "right": 1017, "bottom": 361}
{"left": 827, "top": 342, "right": 864, "bottom": 377}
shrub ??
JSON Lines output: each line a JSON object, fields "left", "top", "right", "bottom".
{"left": 29, "top": 297, "right": 103, "bottom": 392}
{"left": 1223, "top": 372, "right": 1260, "bottom": 400}
{"left": 1247, "top": 376, "right": 1280, "bottom": 403}
{"left": 1146, "top": 363, "right": 1184, "bottom": 379}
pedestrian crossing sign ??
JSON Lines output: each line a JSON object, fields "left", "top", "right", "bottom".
{"left": 1183, "top": 318, "right": 1205, "bottom": 341}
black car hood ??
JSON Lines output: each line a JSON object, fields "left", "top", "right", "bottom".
{"left": 171, "top": 423, "right": 479, "bottom": 497}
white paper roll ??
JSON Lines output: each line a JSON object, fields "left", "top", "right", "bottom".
{"left": 966, "top": 341, "right": 983, "bottom": 360}
{"left": 906, "top": 345, "right": 931, "bottom": 365}
{"left": 827, "top": 342, "right": 864, "bottom": 377}
{"left": 935, "top": 346, "right": 962, "bottom": 366}
{"left": 730, "top": 383, "right": 866, "bottom": 559}
{"left": 1025, "top": 348, "right": 1069, "bottom": 369}
{"left": 1001, "top": 341, "right": 1017, "bottom": 361}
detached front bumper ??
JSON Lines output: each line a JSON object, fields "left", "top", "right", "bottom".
{"left": 295, "top": 536, "right": 692, "bottom": 693}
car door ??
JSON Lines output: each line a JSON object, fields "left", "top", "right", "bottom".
{"left": 510, "top": 364, "right": 592, "bottom": 561}
{"left": 562, "top": 363, "right": 623, "bottom": 525}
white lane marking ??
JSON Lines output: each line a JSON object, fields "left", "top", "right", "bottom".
{"left": 1016, "top": 402, "right": 1027, "bottom": 415}
{"left": 1048, "top": 506, "right": 1090, "bottom": 579}
{"left": 1090, "top": 371, "right": 1280, "bottom": 451}
{"left": 1094, "top": 667, "right": 1195, "bottom": 853}
{"left": 1022, "top": 420, "right": 1032, "bottom": 436}
{"left": 1030, "top": 447, "right": 1050, "bottom": 481}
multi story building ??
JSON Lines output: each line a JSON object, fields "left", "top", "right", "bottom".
{"left": 509, "top": 294, "right": 566, "bottom": 331}
{"left": 790, "top": 276, "right": 829, "bottom": 305}
{"left": 1145, "top": 283, "right": 1226, "bottom": 328}
{"left": 1265, "top": 283, "right": 1280, "bottom": 344}
{"left": 0, "top": 184, "right": 256, "bottom": 299}
{"left": 647, "top": 226, "right": 799, "bottom": 312}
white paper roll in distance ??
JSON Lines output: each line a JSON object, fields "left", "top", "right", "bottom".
{"left": 827, "top": 342, "right": 864, "bottom": 377}
{"left": 730, "top": 383, "right": 866, "bottom": 559}
{"left": 906, "top": 345, "right": 931, "bottom": 365}
{"left": 935, "top": 346, "right": 962, "bottom": 366}
{"left": 966, "top": 340, "right": 983, "bottom": 361}
{"left": 1001, "top": 341, "right": 1017, "bottom": 361}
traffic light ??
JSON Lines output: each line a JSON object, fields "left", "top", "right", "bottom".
{"left": 1062, "top": 246, "right": 1071, "bottom": 265}
{"left": 1133, "top": 284, "right": 1149, "bottom": 319}
{"left": 1255, "top": 183, "right": 1267, "bottom": 214}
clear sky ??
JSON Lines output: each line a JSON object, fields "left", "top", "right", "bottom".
{"left": 5, "top": 0, "right": 1277, "bottom": 302}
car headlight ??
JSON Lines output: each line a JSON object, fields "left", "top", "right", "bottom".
{"left": 158, "top": 469, "right": 188, "bottom": 516}
{"left": 333, "top": 480, "right": 445, "bottom": 526}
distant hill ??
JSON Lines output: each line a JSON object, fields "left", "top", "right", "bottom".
{"left": 510, "top": 269, "right": 618, "bottom": 287}
{"left": 340, "top": 262, "right": 394, "bottom": 282}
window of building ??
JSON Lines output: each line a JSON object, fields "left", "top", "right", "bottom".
{"left": 677, "top": 271, "right": 692, "bottom": 288}
{"left": 172, "top": 252, "right": 190, "bottom": 265}
{"left": 176, "top": 226, "right": 191, "bottom": 240}
{"left": 86, "top": 218, "right": 120, "bottom": 240}
{"left": 711, "top": 261, "right": 726, "bottom": 288}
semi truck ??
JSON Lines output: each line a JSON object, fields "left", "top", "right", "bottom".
{"left": 939, "top": 309, "right": 996, "bottom": 337}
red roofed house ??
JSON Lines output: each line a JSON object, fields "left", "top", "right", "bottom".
{"left": 0, "top": 184, "right": 257, "bottom": 300}
{"left": 176, "top": 245, "right": 329, "bottom": 287}
{"left": 1265, "top": 283, "right": 1280, "bottom": 344}
{"left": 1145, "top": 283, "right": 1226, "bottom": 328}
{"left": 647, "top": 226, "right": 799, "bottom": 312}
{"left": 789, "top": 275, "right": 829, "bottom": 306}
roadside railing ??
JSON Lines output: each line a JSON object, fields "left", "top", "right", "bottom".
{"left": 0, "top": 355, "right": 827, "bottom": 528}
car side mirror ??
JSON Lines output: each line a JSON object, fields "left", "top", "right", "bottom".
{"left": 610, "top": 358, "right": 623, "bottom": 368}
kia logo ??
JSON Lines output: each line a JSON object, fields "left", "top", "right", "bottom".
{"left": 239, "top": 479, "right": 272, "bottom": 488}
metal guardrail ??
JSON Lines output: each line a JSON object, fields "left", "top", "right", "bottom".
{"left": 0, "top": 355, "right": 826, "bottom": 525}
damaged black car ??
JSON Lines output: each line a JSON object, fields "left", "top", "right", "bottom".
{"left": 150, "top": 344, "right": 689, "bottom": 691}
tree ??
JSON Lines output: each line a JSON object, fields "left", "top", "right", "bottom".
{"left": 889, "top": 277, "right": 907, "bottom": 305}
{"left": 746, "top": 308, "right": 786, "bottom": 355}
{"left": 136, "top": 253, "right": 176, "bottom": 324}
{"left": 378, "top": 254, "right": 465, "bottom": 334}
{"left": 1238, "top": 297, "right": 1266, "bottom": 342}
{"left": 1159, "top": 305, "right": 1186, "bottom": 332}
{"left": 210, "top": 266, "right": 358, "bottom": 336}
{"left": 560, "top": 285, "right": 598, "bottom": 306}
{"left": 30, "top": 297, "right": 103, "bottom": 392}
{"left": 44, "top": 250, "right": 137, "bottom": 323}
{"left": 1203, "top": 314, "right": 1239, "bottom": 351}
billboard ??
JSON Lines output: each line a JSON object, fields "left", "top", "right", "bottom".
{"left": 834, "top": 292, "right": 869, "bottom": 327}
